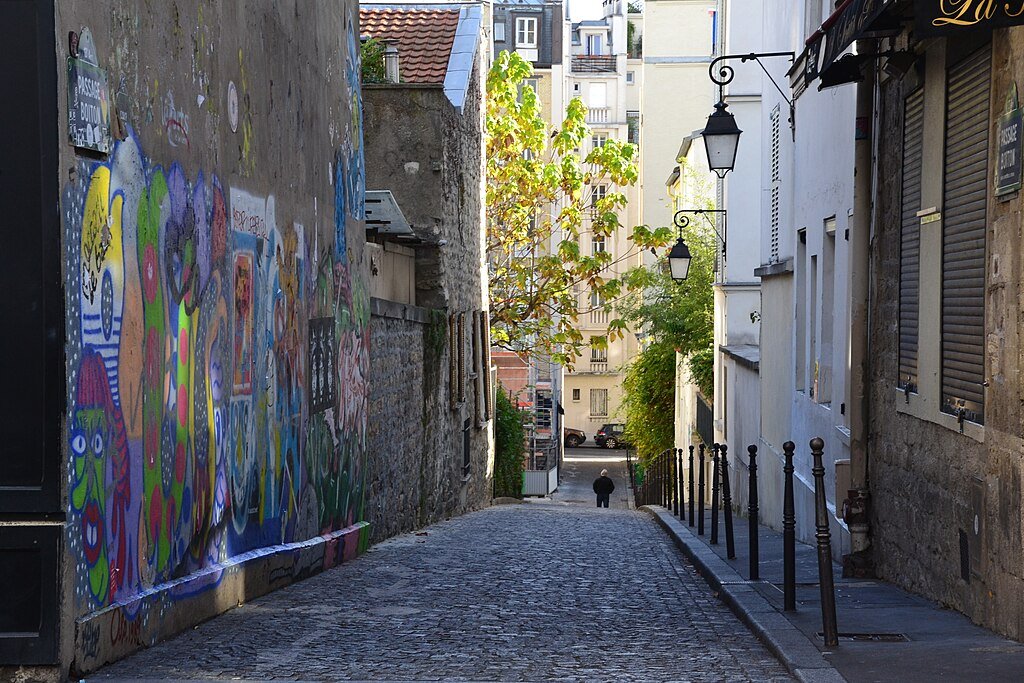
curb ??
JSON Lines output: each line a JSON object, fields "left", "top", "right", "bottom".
{"left": 641, "top": 506, "right": 847, "bottom": 683}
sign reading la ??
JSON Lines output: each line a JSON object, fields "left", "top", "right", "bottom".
{"left": 916, "top": 0, "right": 1024, "bottom": 36}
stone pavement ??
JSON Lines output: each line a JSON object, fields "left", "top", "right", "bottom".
{"left": 650, "top": 503, "right": 1024, "bottom": 683}
{"left": 92, "top": 465, "right": 791, "bottom": 682}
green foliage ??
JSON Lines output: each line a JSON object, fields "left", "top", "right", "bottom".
{"left": 628, "top": 1, "right": 644, "bottom": 13}
{"left": 485, "top": 50, "right": 673, "bottom": 367}
{"left": 493, "top": 388, "right": 525, "bottom": 498}
{"left": 361, "top": 37, "right": 387, "bottom": 84}
{"left": 622, "top": 340, "right": 677, "bottom": 462}
{"left": 688, "top": 346, "right": 714, "bottom": 401}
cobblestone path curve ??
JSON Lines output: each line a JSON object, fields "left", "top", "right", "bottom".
{"left": 95, "top": 501, "right": 791, "bottom": 682}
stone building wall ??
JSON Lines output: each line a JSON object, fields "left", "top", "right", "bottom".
{"left": 869, "top": 29, "right": 1024, "bottom": 640}
{"left": 363, "top": 51, "right": 492, "bottom": 543}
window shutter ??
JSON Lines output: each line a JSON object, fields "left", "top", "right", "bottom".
{"left": 899, "top": 87, "right": 924, "bottom": 390}
{"left": 770, "top": 106, "right": 781, "bottom": 263}
{"left": 941, "top": 44, "right": 991, "bottom": 422}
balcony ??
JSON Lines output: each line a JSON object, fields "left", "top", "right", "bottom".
{"left": 572, "top": 55, "right": 617, "bottom": 73}
{"left": 586, "top": 107, "right": 610, "bottom": 125}
{"left": 589, "top": 361, "right": 609, "bottom": 373}
{"left": 590, "top": 309, "right": 609, "bottom": 325}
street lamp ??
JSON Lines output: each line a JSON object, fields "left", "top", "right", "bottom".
{"left": 702, "top": 52, "right": 796, "bottom": 176}
{"left": 668, "top": 210, "right": 728, "bottom": 282}
{"left": 701, "top": 100, "right": 742, "bottom": 179}
{"left": 668, "top": 236, "right": 692, "bottom": 281}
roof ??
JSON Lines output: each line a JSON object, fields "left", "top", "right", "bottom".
{"left": 360, "top": 8, "right": 460, "bottom": 84}
{"left": 360, "top": 4, "right": 483, "bottom": 111}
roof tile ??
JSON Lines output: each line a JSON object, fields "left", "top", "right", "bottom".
{"left": 360, "top": 8, "right": 461, "bottom": 84}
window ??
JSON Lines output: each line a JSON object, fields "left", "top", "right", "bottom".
{"left": 817, "top": 218, "right": 836, "bottom": 405}
{"left": 518, "top": 78, "right": 538, "bottom": 103}
{"left": 591, "top": 235, "right": 606, "bottom": 254}
{"left": 572, "top": 388, "right": 581, "bottom": 401}
{"left": 591, "top": 184, "right": 607, "bottom": 208}
{"left": 573, "top": 82, "right": 581, "bottom": 94}
{"left": 804, "top": 0, "right": 823, "bottom": 41}
{"left": 590, "top": 290, "right": 605, "bottom": 309}
{"left": 591, "top": 134, "right": 607, "bottom": 149}
{"left": 587, "top": 33, "right": 604, "bottom": 55}
{"left": 627, "top": 111, "right": 639, "bottom": 144}
{"left": 590, "top": 388, "right": 609, "bottom": 416}
{"left": 795, "top": 229, "right": 807, "bottom": 391}
{"left": 626, "top": 70, "right": 635, "bottom": 84}
{"left": 516, "top": 17, "right": 537, "bottom": 48}
{"left": 494, "top": 20, "right": 506, "bottom": 42}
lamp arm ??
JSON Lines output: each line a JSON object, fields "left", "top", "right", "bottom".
{"left": 709, "top": 51, "right": 797, "bottom": 129}
{"left": 673, "top": 209, "right": 727, "bottom": 257}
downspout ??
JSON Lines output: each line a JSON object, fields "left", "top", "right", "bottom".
{"left": 845, "top": 37, "right": 876, "bottom": 572}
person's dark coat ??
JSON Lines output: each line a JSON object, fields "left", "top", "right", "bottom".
{"left": 593, "top": 476, "right": 615, "bottom": 495}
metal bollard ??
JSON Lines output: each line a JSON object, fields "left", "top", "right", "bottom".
{"left": 710, "top": 444, "right": 720, "bottom": 544}
{"left": 783, "top": 441, "right": 797, "bottom": 611}
{"left": 721, "top": 444, "right": 735, "bottom": 560}
{"left": 697, "top": 444, "right": 706, "bottom": 535}
{"left": 748, "top": 444, "right": 760, "bottom": 580}
{"left": 673, "top": 449, "right": 680, "bottom": 517}
{"left": 811, "top": 437, "right": 839, "bottom": 647}
{"left": 662, "top": 451, "right": 668, "bottom": 508}
{"left": 688, "top": 445, "right": 695, "bottom": 526}
{"left": 677, "top": 448, "right": 686, "bottom": 521}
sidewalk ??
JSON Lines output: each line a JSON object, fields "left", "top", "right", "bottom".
{"left": 645, "top": 505, "right": 1024, "bottom": 683}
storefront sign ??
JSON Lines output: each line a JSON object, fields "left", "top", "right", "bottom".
{"left": 822, "top": 0, "right": 890, "bottom": 69}
{"left": 67, "top": 27, "right": 110, "bottom": 153}
{"left": 996, "top": 84, "right": 1022, "bottom": 196}
{"left": 915, "top": 0, "right": 1024, "bottom": 37}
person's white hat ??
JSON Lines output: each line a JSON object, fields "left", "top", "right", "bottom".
{"left": 600, "top": 469, "right": 608, "bottom": 476}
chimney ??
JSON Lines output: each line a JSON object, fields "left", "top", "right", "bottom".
{"left": 384, "top": 42, "right": 400, "bottom": 84}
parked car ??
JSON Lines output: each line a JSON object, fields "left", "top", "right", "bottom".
{"left": 594, "top": 423, "right": 629, "bottom": 449}
{"left": 564, "top": 427, "right": 586, "bottom": 448}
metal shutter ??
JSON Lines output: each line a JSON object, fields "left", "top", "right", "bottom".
{"left": 941, "top": 44, "right": 991, "bottom": 422}
{"left": 899, "top": 88, "right": 924, "bottom": 390}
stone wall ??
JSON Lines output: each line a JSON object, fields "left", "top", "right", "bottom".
{"left": 363, "top": 46, "right": 492, "bottom": 543}
{"left": 11, "top": 1, "right": 372, "bottom": 677}
{"left": 869, "top": 30, "right": 1024, "bottom": 640}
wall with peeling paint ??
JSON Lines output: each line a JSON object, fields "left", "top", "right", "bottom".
{"left": 46, "top": 0, "right": 368, "bottom": 675}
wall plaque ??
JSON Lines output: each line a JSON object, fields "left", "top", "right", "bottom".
{"left": 996, "top": 83, "right": 1022, "bottom": 197}
{"left": 67, "top": 28, "right": 110, "bottom": 153}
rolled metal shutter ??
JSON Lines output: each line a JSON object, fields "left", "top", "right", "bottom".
{"left": 899, "top": 88, "right": 924, "bottom": 390}
{"left": 941, "top": 44, "right": 991, "bottom": 422}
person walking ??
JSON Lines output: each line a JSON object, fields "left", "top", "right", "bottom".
{"left": 593, "top": 469, "right": 615, "bottom": 508}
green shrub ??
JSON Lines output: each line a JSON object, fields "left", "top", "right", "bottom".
{"left": 361, "top": 37, "right": 387, "bottom": 84}
{"left": 688, "top": 346, "right": 714, "bottom": 402}
{"left": 493, "top": 388, "right": 525, "bottom": 498}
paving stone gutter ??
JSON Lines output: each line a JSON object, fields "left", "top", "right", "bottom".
{"left": 642, "top": 506, "right": 847, "bottom": 683}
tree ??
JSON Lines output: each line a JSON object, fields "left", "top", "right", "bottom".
{"left": 485, "top": 50, "right": 672, "bottom": 367}
{"left": 619, "top": 164, "right": 717, "bottom": 460}
{"left": 493, "top": 388, "right": 525, "bottom": 498}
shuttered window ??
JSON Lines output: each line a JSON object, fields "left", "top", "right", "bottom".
{"left": 769, "top": 106, "right": 781, "bottom": 263}
{"left": 899, "top": 88, "right": 923, "bottom": 391}
{"left": 941, "top": 44, "right": 990, "bottom": 423}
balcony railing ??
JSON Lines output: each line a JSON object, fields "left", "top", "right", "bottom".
{"left": 590, "top": 309, "right": 609, "bottom": 325}
{"left": 586, "top": 107, "right": 610, "bottom": 124}
{"left": 590, "top": 361, "right": 609, "bottom": 373}
{"left": 572, "top": 55, "right": 617, "bottom": 73}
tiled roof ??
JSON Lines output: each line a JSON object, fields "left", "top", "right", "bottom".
{"left": 360, "top": 8, "right": 461, "bottom": 84}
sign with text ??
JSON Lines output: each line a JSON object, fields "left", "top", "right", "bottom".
{"left": 67, "top": 57, "right": 110, "bottom": 153}
{"left": 915, "top": 0, "right": 1024, "bottom": 37}
{"left": 996, "top": 84, "right": 1022, "bottom": 196}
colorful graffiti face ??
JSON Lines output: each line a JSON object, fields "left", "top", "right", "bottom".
{"left": 64, "top": 130, "right": 368, "bottom": 614}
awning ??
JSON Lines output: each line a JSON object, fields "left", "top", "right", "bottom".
{"left": 804, "top": 0, "right": 899, "bottom": 88}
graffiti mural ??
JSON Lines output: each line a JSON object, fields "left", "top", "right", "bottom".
{"left": 64, "top": 130, "right": 369, "bottom": 614}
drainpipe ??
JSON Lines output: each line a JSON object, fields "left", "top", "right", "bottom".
{"left": 845, "top": 38, "right": 875, "bottom": 572}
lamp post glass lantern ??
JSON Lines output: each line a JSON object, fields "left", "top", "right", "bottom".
{"left": 702, "top": 100, "right": 742, "bottom": 179}
{"left": 668, "top": 237, "right": 691, "bottom": 281}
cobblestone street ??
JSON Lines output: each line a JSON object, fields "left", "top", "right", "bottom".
{"left": 94, "top": 457, "right": 790, "bottom": 682}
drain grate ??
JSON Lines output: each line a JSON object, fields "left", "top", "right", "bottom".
{"left": 817, "top": 632, "right": 909, "bottom": 643}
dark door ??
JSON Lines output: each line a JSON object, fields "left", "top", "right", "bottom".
{"left": 0, "top": 0, "right": 63, "bottom": 666}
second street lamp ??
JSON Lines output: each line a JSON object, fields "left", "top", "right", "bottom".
{"left": 668, "top": 237, "right": 692, "bottom": 282}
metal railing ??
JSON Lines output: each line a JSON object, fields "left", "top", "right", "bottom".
{"left": 572, "top": 55, "right": 617, "bottom": 73}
